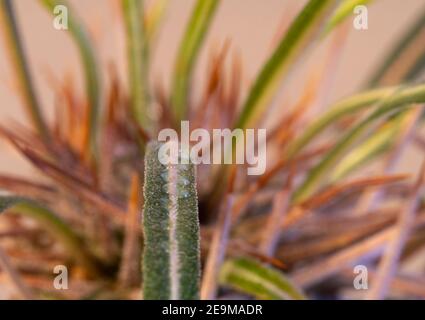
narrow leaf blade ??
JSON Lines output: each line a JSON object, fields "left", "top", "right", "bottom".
{"left": 293, "top": 84, "right": 425, "bottom": 203}
{"left": 171, "top": 0, "right": 220, "bottom": 123}
{"left": 122, "top": 0, "right": 150, "bottom": 128}
{"left": 324, "top": 0, "right": 373, "bottom": 35}
{"left": 219, "top": 257, "right": 305, "bottom": 300}
{"left": 235, "top": 0, "right": 338, "bottom": 129}
{"left": 41, "top": 0, "right": 101, "bottom": 160}
{"left": 0, "top": 0, "right": 50, "bottom": 142}
{"left": 0, "top": 196, "right": 99, "bottom": 275}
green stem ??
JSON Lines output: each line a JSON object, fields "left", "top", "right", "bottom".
{"left": 143, "top": 142, "right": 200, "bottom": 299}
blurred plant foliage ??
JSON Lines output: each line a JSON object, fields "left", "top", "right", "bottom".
{"left": 0, "top": 0, "right": 425, "bottom": 300}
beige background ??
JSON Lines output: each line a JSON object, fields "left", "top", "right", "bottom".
{"left": 0, "top": 0, "right": 424, "bottom": 176}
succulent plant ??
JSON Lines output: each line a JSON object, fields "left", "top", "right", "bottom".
{"left": 0, "top": 0, "right": 425, "bottom": 300}
{"left": 143, "top": 141, "right": 200, "bottom": 300}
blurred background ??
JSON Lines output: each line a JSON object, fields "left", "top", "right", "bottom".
{"left": 0, "top": 0, "right": 424, "bottom": 176}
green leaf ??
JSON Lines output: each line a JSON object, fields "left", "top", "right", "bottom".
{"left": 171, "top": 0, "right": 220, "bottom": 123}
{"left": 235, "top": 0, "right": 338, "bottom": 129}
{"left": 219, "top": 257, "right": 305, "bottom": 300}
{"left": 330, "top": 113, "right": 404, "bottom": 181}
{"left": 285, "top": 86, "right": 399, "bottom": 159}
{"left": 0, "top": 0, "right": 50, "bottom": 142}
{"left": 122, "top": 0, "right": 150, "bottom": 129}
{"left": 40, "top": 0, "right": 101, "bottom": 160}
{"left": 144, "top": 0, "right": 168, "bottom": 45}
{"left": 324, "top": 0, "right": 373, "bottom": 35}
{"left": 143, "top": 142, "right": 200, "bottom": 299}
{"left": 333, "top": 8, "right": 425, "bottom": 180}
{"left": 0, "top": 196, "right": 99, "bottom": 275}
{"left": 293, "top": 83, "right": 425, "bottom": 203}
